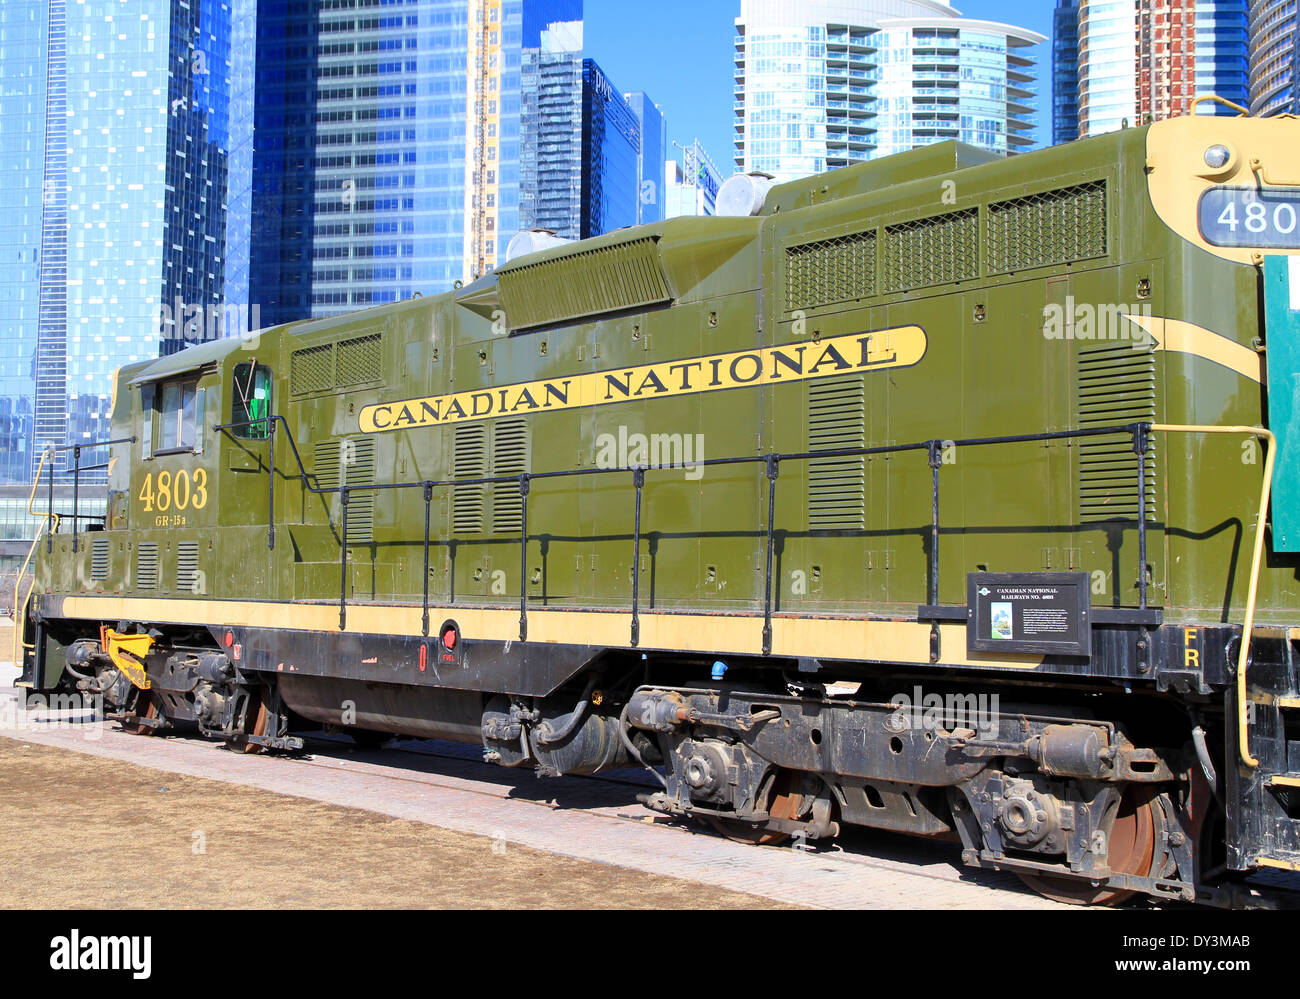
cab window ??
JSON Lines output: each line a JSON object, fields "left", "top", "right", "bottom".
{"left": 232, "top": 363, "right": 273, "bottom": 439}
{"left": 154, "top": 378, "right": 200, "bottom": 454}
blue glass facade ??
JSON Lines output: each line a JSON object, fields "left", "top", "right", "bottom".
{"left": 1053, "top": 0, "right": 1080, "bottom": 144}
{"left": 251, "top": 0, "right": 583, "bottom": 319}
{"left": 520, "top": 20, "right": 584, "bottom": 238}
{"left": 1196, "top": 1, "right": 1250, "bottom": 111}
{"left": 0, "top": 0, "right": 252, "bottom": 486}
{"left": 625, "top": 91, "right": 665, "bottom": 225}
{"left": 0, "top": 1, "right": 48, "bottom": 484}
{"left": 581, "top": 59, "right": 639, "bottom": 238}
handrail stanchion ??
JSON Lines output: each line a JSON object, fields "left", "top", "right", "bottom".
{"left": 46, "top": 447, "right": 54, "bottom": 554}
{"left": 518, "top": 474, "right": 530, "bottom": 642}
{"left": 422, "top": 482, "right": 433, "bottom": 638}
{"left": 927, "top": 440, "right": 942, "bottom": 608}
{"left": 267, "top": 420, "right": 276, "bottom": 550}
{"left": 762, "top": 455, "right": 780, "bottom": 656}
{"left": 339, "top": 487, "right": 350, "bottom": 631}
{"left": 631, "top": 466, "right": 644, "bottom": 648}
{"left": 71, "top": 445, "right": 80, "bottom": 553}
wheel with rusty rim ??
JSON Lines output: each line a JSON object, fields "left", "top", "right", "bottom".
{"left": 1017, "top": 786, "right": 1167, "bottom": 906}
{"left": 708, "top": 769, "right": 804, "bottom": 847}
{"left": 225, "top": 693, "right": 269, "bottom": 755}
{"left": 120, "top": 693, "right": 159, "bottom": 736}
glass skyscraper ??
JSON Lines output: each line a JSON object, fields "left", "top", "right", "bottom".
{"left": 518, "top": 35, "right": 656, "bottom": 241}
{"left": 580, "top": 59, "right": 640, "bottom": 237}
{"left": 519, "top": 19, "right": 585, "bottom": 239}
{"left": 0, "top": 0, "right": 255, "bottom": 485}
{"left": 252, "top": 0, "right": 583, "bottom": 322}
{"left": 1249, "top": 0, "right": 1300, "bottom": 114}
{"left": 1054, "top": 0, "right": 1248, "bottom": 140}
{"left": 733, "top": 0, "right": 1043, "bottom": 181}
{"left": 0, "top": 1, "right": 48, "bottom": 485}
{"left": 1053, "top": 0, "right": 1080, "bottom": 144}
{"left": 625, "top": 91, "right": 666, "bottom": 225}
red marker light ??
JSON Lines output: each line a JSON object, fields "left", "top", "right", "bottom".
{"left": 224, "top": 631, "right": 234, "bottom": 648}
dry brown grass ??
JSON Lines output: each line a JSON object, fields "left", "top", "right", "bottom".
{"left": 0, "top": 739, "right": 794, "bottom": 910}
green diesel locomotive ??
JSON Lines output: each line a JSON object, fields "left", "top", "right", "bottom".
{"left": 16, "top": 107, "right": 1300, "bottom": 904}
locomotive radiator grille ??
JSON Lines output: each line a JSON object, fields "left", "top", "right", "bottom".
{"left": 291, "top": 343, "right": 334, "bottom": 395}
{"left": 882, "top": 209, "right": 979, "bottom": 293}
{"left": 987, "top": 181, "right": 1108, "bottom": 274}
{"left": 336, "top": 333, "right": 384, "bottom": 387}
{"left": 785, "top": 230, "right": 876, "bottom": 311}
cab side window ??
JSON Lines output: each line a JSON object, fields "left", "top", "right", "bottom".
{"left": 232, "top": 363, "right": 273, "bottom": 439}
{"left": 146, "top": 377, "right": 202, "bottom": 456}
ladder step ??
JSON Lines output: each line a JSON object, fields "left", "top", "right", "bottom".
{"left": 1278, "top": 697, "right": 1300, "bottom": 710}
{"left": 1266, "top": 775, "right": 1300, "bottom": 788}
{"left": 1257, "top": 855, "right": 1300, "bottom": 872}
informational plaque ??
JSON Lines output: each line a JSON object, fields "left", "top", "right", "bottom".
{"left": 966, "top": 572, "right": 1092, "bottom": 657}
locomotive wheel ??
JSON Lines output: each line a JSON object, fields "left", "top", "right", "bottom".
{"left": 1016, "top": 786, "right": 1166, "bottom": 906}
{"left": 120, "top": 694, "right": 159, "bottom": 737}
{"left": 225, "top": 694, "right": 269, "bottom": 755}
{"left": 708, "top": 769, "right": 803, "bottom": 847}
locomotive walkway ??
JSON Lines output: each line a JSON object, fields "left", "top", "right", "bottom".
{"left": 0, "top": 665, "right": 1075, "bottom": 909}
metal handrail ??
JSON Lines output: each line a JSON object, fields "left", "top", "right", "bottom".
{"left": 1151, "top": 424, "right": 1276, "bottom": 769}
{"left": 216, "top": 415, "right": 1155, "bottom": 646}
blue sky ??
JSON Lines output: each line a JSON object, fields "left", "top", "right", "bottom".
{"left": 583, "top": 0, "right": 1057, "bottom": 175}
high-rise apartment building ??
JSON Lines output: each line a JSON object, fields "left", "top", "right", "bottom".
{"left": 519, "top": 39, "right": 655, "bottom": 240}
{"left": 0, "top": 0, "right": 255, "bottom": 485}
{"left": 251, "top": 0, "right": 582, "bottom": 322}
{"left": 519, "top": 19, "right": 585, "bottom": 239}
{"left": 1053, "top": 0, "right": 1248, "bottom": 140}
{"left": 1249, "top": 0, "right": 1300, "bottom": 114}
{"left": 733, "top": 0, "right": 1043, "bottom": 181}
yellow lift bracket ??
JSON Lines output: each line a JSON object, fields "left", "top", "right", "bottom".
{"left": 99, "top": 626, "right": 155, "bottom": 690}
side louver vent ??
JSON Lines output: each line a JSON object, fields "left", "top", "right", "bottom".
{"left": 1076, "top": 341, "right": 1156, "bottom": 522}
{"left": 807, "top": 376, "right": 867, "bottom": 531}
{"left": 882, "top": 209, "right": 979, "bottom": 292}
{"left": 491, "top": 418, "right": 530, "bottom": 533}
{"left": 785, "top": 230, "right": 876, "bottom": 312}
{"left": 176, "top": 541, "right": 200, "bottom": 594}
{"left": 136, "top": 543, "right": 159, "bottom": 590}
{"left": 314, "top": 437, "right": 377, "bottom": 545}
{"left": 497, "top": 237, "right": 671, "bottom": 330}
{"left": 987, "top": 181, "right": 1108, "bottom": 274}
{"left": 453, "top": 424, "right": 488, "bottom": 534}
{"left": 90, "top": 537, "right": 109, "bottom": 582}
